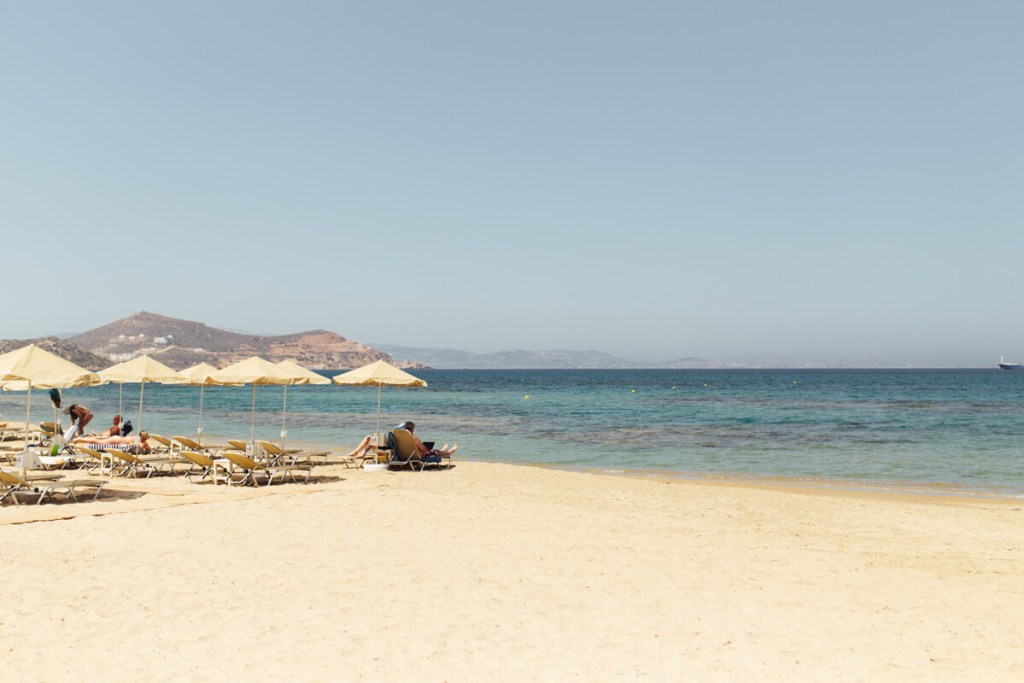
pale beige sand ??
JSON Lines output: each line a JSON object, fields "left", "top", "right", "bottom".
{"left": 1, "top": 460, "right": 1022, "bottom": 681}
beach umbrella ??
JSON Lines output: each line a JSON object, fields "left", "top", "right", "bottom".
{"left": 276, "top": 360, "right": 330, "bottom": 451}
{"left": 332, "top": 360, "right": 427, "bottom": 442}
{"left": 98, "top": 355, "right": 189, "bottom": 435}
{"left": 0, "top": 344, "right": 104, "bottom": 473}
{"left": 180, "top": 362, "right": 239, "bottom": 446}
{"left": 208, "top": 357, "right": 307, "bottom": 448}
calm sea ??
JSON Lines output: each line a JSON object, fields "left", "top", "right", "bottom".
{"left": 4, "top": 369, "right": 1023, "bottom": 496}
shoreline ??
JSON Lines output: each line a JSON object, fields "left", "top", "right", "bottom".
{"left": 3, "top": 456, "right": 1021, "bottom": 529}
{"left": 569, "top": 465, "right": 1024, "bottom": 504}
{"left": 309, "top": 431, "right": 1024, "bottom": 504}
{"left": 7, "top": 421, "right": 1023, "bottom": 505}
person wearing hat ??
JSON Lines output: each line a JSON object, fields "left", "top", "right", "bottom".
{"left": 64, "top": 403, "right": 93, "bottom": 440}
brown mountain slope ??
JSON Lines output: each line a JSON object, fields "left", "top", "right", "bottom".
{"left": 68, "top": 311, "right": 405, "bottom": 370}
{"left": 0, "top": 337, "right": 108, "bottom": 370}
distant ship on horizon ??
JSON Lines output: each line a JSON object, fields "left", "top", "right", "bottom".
{"left": 998, "top": 356, "right": 1023, "bottom": 370}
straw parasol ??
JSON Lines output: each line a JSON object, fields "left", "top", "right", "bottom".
{"left": 0, "top": 344, "right": 104, "bottom": 473}
{"left": 276, "top": 360, "right": 330, "bottom": 451}
{"left": 98, "top": 355, "right": 189, "bottom": 435}
{"left": 208, "top": 357, "right": 308, "bottom": 448}
{"left": 180, "top": 362, "right": 238, "bottom": 446}
{"left": 332, "top": 359, "right": 427, "bottom": 440}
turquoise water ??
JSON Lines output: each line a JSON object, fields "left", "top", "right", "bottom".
{"left": 4, "top": 369, "right": 1023, "bottom": 496}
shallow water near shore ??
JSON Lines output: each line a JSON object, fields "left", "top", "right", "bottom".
{"left": 4, "top": 368, "right": 1023, "bottom": 496}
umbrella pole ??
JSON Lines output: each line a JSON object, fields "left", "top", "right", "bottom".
{"left": 22, "top": 381, "right": 32, "bottom": 477}
{"left": 250, "top": 384, "right": 256, "bottom": 451}
{"left": 119, "top": 384, "right": 123, "bottom": 417}
{"left": 281, "top": 385, "right": 287, "bottom": 452}
{"left": 197, "top": 385, "right": 204, "bottom": 446}
{"left": 376, "top": 382, "right": 382, "bottom": 446}
{"left": 138, "top": 381, "right": 145, "bottom": 436}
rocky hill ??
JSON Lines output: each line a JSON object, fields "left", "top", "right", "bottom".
{"left": 67, "top": 311, "right": 403, "bottom": 370}
{"left": 0, "top": 337, "right": 108, "bottom": 370}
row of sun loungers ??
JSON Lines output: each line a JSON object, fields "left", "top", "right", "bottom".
{"left": 67, "top": 437, "right": 321, "bottom": 484}
{"left": 2, "top": 425, "right": 457, "bottom": 506}
{"left": 0, "top": 432, "right": 328, "bottom": 504}
{"left": 0, "top": 470, "right": 107, "bottom": 505}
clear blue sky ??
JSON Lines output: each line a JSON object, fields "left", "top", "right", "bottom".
{"left": 2, "top": 1, "right": 1021, "bottom": 365}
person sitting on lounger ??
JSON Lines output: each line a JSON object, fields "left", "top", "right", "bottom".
{"left": 343, "top": 423, "right": 458, "bottom": 460}
{"left": 343, "top": 435, "right": 380, "bottom": 460}
{"left": 95, "top": 414, "right": 125, "bottom": 438}
{"left": 398, "top": 421, "right": 457, "bottom": 460}
{"left": 70, "top": 431, "right": 151, "bottom": 454}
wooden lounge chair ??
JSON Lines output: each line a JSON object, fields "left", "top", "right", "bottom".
{"left": 219, "top": 450, "right": 313, "bottom": 487}
{"left": 0, "top": 470, "right": 107, "bottom": 505}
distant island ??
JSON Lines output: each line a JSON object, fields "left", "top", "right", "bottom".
{"left": 0, "top": 311, "right": 986, "bottom": 370}
{"left": 371, "top": 345, "right": 946, "bottom": 370}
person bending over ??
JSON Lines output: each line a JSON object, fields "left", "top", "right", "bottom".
{"left": 64, "top": 404, "right": 93, "bottom": 439}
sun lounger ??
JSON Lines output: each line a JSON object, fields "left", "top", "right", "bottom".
{"left": 71, "top": 445, "right": 111, "bottom": 473}
{"left": 104, "top": 449, "right": 180, "bottom": 478}
{"left": 0, "top": 470, "right": 107, "bottom": 505}
{"left": 0, "top": 422, "right": 25, "bottom": 442}
{"left": 386, "top": 430, "right": 423, "bottom": 471}
{"left": 339, "top": 451, "right": 378, "bottom": 468}
{"left": 39, "top": 421, "right": 63, "bottom": 438}
{"left": 219, "top": 450, "right": 313, "bottom": 487}
{"left": 172, "top": 435, "right": 230, "bottom": 453}
{"left": 226, "top": 439, "right": 249, "bottom": 452}
{"left": 178, "top": 451, "right": 216, "bottom": 482}
{"left": 387, "top": 429, "right": 452, "bottom": 471}
{"left": 72, "top": 441, "right": 134, "bottom": 453}
{"left": 0, "top": 445, "right": 20, "bottom": 464}
{"left": 257, "top": 440, "right": 330, "bottom": 466}
{"left": 37, "top": 454, "right": 78, "bottom": 470}
{"left": 147, "top": 434, "right": 175, "bottom": 454}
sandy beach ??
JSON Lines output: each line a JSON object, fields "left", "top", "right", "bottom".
{"left": 2, "top": 456, "right": 1022, "bottom": 682}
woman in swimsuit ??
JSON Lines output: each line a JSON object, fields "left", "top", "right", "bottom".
{"left": 64, "top": 404, "right": 93, "bottom": 438}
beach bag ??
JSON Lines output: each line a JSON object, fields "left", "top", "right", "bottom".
{"left": 121, "top": 420, "right": 133, "bottom": 436}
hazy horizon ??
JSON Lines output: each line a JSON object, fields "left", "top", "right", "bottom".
{"left": 2, "top": 2, "right": 1021, "bottom": 367}
{"left": 6, "top": 311, "right": 1010, "bottom": 368}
